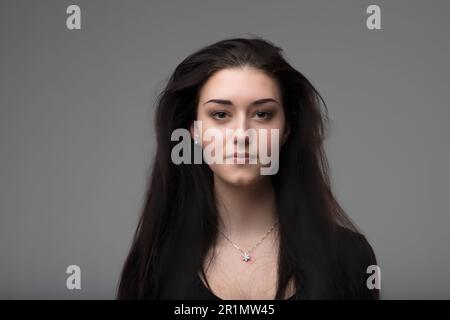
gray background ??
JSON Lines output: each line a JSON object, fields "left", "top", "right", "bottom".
{"left": 1, "top": 0, "right": 449, "bottom": 299}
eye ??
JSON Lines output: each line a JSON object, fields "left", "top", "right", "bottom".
{"left": 254, "top": 111, "right": 273, "bottom": 120}
{"left": 211, "top": 111, "right": 228, "bottom": 120}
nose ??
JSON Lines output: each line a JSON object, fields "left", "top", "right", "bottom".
{"left": 232, "top": 115, "right": 250, "bottom": 147}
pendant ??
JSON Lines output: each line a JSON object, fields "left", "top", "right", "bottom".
{"left": 242, "top": 252, "right": 251, "bottom": 262}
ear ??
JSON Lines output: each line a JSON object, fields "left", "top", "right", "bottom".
{"left": 190, "top": 122, "right": 195, "bottom": 140}
{"left": 190, "top": 122, "right": 200, "bottom": 146}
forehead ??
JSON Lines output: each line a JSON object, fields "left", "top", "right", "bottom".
{"left": 198, "top": 66, "right": 281, "bottom": 104}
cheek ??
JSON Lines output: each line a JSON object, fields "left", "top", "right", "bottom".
{"left": 197, "top": 117, "right": 219, "bottom": 143}
{"left": 201, "top": 128, "right": 227, "bottom": 156}
{"left": 256, "top": 126, "right": 284, "bottom": 156}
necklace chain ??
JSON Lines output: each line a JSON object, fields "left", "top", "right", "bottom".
{"left": 216, "top": 220, "right": 279, "bottom": 262}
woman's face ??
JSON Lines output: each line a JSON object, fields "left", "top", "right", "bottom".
{"left": 192, "top": 66, "right": 288, "bottom": 186}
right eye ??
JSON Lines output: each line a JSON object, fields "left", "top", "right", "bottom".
{"left": 211, "top": 111, "right": 228, "bottom": 120}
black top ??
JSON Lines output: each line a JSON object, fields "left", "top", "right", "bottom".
{"left": 182, "top": 226, "right": 379, "bottom": 300}
{"left": 188, "top": 272, "right": 304, "bottom": 300}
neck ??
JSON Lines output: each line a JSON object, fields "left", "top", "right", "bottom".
{"left": 213, "top": 175, "right": 279, "bottom": 244}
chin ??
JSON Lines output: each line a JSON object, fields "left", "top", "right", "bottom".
{"left": 217, "top": 167, "right": 264, "bottom": 187}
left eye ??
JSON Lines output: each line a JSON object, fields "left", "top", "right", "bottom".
{"left": 211, "top": 111, "right": 228, "bottom": 119}
{"left": 254, "top": 111, "right": 272, "bottom": 119}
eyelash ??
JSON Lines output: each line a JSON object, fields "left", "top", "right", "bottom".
{"left": 210, "top": 111, "right": 273, "bottom": 120}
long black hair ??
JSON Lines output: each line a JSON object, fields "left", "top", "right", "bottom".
{"left": 117, "top": 36, "right": 379, "bottom": 299}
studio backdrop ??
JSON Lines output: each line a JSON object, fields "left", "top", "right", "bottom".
{"left": 1, "top": 0, "right": 449, "bottom": 299}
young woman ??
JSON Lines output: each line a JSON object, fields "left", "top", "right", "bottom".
{"left": 117, "top": 37, "right": 380, "bottom": 300}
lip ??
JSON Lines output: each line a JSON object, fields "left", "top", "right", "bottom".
{"left": 226, "top": 152, "right": 257, "bottom": 160}
{"left": 234, "top": 152, "right": 249, "bottom": 158}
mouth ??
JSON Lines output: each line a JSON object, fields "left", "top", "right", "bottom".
{"left": 226, "top": 152, "right": 258, "bottom": 163}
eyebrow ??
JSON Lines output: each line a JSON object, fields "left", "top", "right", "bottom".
{"left": 203, "top": 98, "right": 280, "bottom": 106}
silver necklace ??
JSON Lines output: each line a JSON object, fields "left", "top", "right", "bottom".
{"left": 217, "top": 221, "right": 279, "bottom": 262}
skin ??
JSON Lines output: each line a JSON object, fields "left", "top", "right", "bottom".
{"left": 190, "top": 66, "right": 294, "bottom": 299}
